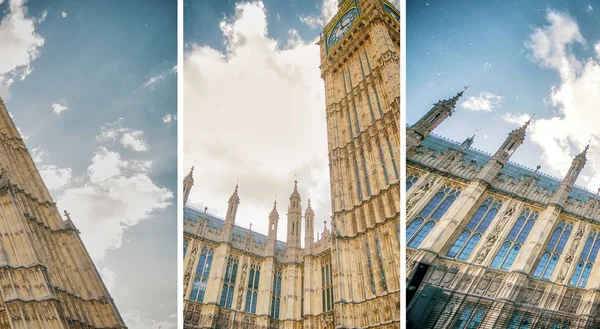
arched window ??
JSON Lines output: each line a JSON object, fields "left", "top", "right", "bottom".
{"left": 570, "top": 230, "right": 600, "bottom": 288}
{"left": 244, "top": 264, "right": 260, "bottom": 314}
{"left": 219, "top": 256, "right": 238, "bottom": 308}
{"left": 375, "top": 234, "right": 387, "bottom": 292}
{"left": 533, "top": 221, "right": 572, "bottom": 279}
{"left": 507, "top": 312, "right": 532, "bottom": 329}
{"left": 447, "top": 197, "right": 502, "bottom": 260}
{"left": 270, "top": 270, "right": 282, "bottom": 319}
{"left": 407, "top": 184, "right": 462, "bottom": 248}
{"left": 491, "top": 209, "right": 538, "bottom": 270}
{"left": 189, "top": 247, "right": 214, "bottom": 302}
{"left": 452, "top": 304, "right": 487, "bottom": 329}
{"left": 406, "top": 172, "right": 420, "bottom": 191}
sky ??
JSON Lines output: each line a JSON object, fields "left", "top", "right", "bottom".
{"left": 0, "top": 0, "right": 177, "bottom": 328}
{"left": 407, "top": 0, "right": 600, "bottom": 192}
{"left": 183, "top": 0, "right": 399, "bottom": 242}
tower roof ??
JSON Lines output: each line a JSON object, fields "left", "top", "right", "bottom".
{"left": 290, "top": 179, "right": 301, "bottom": 199}
{"left": 305, "top": 198, "right": 314, "bottom": 215}
{"left": 184, "top": 166, "right": 194, "bottom": 183}
{"left": 269, "top": 199, "right": 279, "bottom": 217}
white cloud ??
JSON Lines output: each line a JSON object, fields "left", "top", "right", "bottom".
{"left": 39, "top": 165, "right": 72, "bottom": 190}
{"left": 61, "top": 12, "right": 67, "bottom": 18}
{"left": 525, "top": 10, "right": 585, "bottom": 80}
{"left": 122, "top": 310, "right": 175, "bottom": 329}
{"left": 0, "top": 0, "right": 45, "bottom": 97}
{"left": 57, "top": 147, "right": 172, "bottom": 260}
{"left": 299, "top": 0, "right": 337, "bottom": 29}
{"left": 502, "top": 113, "right": 531, "bottom": 126}
{"left": 461, "top": 91, "right": 504, "bottom": 111}
{"left": 31, "top": 147, "right": 46, "bottom": 164}
{"left": 524, "top": 11, "right": 600, "bottom": 185}
{"left": 101, "top": 267, "right": 116, "bottom": 292}
{"left": 184, "top": 1, "right": 331, "bottom": 241}
{"left": 121, "top": 131, "right": 148, "bottom": 152}
{"left": 52, "top": 99, "right": 69, "bottom": 114}
{"left": 141, "top": 66, "right": 177, "bottom": 90}
{"left": 587, "top": 5, "right": 594, "bottom": 13}
{"left": 162, "top": 113, "right": 176, "bottom": 126}
{"left": 97, "top": 118, "right": 149, "bottom": 152}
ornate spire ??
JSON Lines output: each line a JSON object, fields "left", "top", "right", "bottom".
{"left": 577, "top": 143, "right": 590, "bottom": 160}
{"left": 460, "top": 134, "right": 475, "bottom": 151}
{"left": 306, "top": 197, "right": 314, "bottom": 214}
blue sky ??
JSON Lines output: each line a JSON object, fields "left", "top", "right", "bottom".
{"left": 407, "top": 0, "right": 600, "bottom": 191}
{"left": 0, "top": 0, "right": 176, "bottom": 328}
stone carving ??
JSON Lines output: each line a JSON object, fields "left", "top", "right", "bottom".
{"left": 236, "top": 261, "right": 249, "bottom": 310}
{"left": 183, "top": 242, "right": 198, "bottom": 295}
{"left": 475, "top": 202, "right": 516, "bottom": 264}
{"left": 558, "top": 224, "right": 585, "bottom": 283}
{"left": 407, "top": 175, "right": 440, "bottom": 211}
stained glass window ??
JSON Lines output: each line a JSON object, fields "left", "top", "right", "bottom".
{"left": 406, "top": 172, "right": 420, "bottom": 191}
{"left": 447, "top": 197, "right": 502, "bottom": 260}
{"left": 190, "top": 247, "right": 213, "bottom": 302}
{"left": 407, "top": 184, "right": 462, "bottom": 248}
{"left": 452, "top": 304, "right": 487, "bottom": 329}
{"left": 491, "top": 209, "right": 538, "bottom": 270}
{"left": 570, "top": 229, "right": 600, "bottom": 288}
{"left": 533, "top": 221, "right": 572, "bottom": 279}
{"left": 219, "top": 256, "right": 238, "bottom": 308}
{"left": 270, "top": 270, "right": 282, "bottom": 319}
{"left": 244, "top": 264, "right": 260, "bottom": 314}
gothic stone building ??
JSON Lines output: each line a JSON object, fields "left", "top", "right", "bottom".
{"left": 0, "top": 100, "right": 125, "bottom": 328}
{"left": 182, "top": 0, "right": 400, "bottom": 328}
{"left": 406, "top": 90, "right": 600, "bottom": 329}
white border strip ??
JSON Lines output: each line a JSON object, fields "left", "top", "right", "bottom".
{"left": 177, "top": 0, "right": 184, "bottom": 326}
{"left": 400, "top": 0, "right": 407, "bottom": 328}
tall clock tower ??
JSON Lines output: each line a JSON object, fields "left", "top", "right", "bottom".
{"left": 319, "top": 0, "right": 400, "bottom": 328}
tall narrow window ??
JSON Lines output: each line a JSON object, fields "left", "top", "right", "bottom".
{"left": 374, "top": 234, "right": 387, "bottom": 291}
{"left": 570, "top": 230, "right": 600, "bottom": 288}
{"left": 379, "top": 144, "right": 390, "bottom": 186}
{"left": 353, "top": 104, "right": 361, "bottom": 134}
{"left": 373, "top": 86, "right": 383, "bottom": 116}
{"left": 354, "top": 160, "right": 363, "bottom": 201}
{"left": 386, "top": 138, "right": 398, "bottom": 179}
{"left": 347, "top": 67, "right": 353, "bottom": 89}
{"left": 244, "top": 264, "right": 260, "bottom": 314}
{"left": 447, "top": 197, "right": 502, "bottom": 260}
{"left": 321, "top": 261, "right": 334, "bottom": 312}
{"left": 190, "top": 247, "right": 214, "bottom": 302}
{"left": 183, "top": 240, "right": 188, "bottom": 259}
{"left": 507, "top": 312, "right": 531, "bottom": 329}
{"left": 406, "top": 172, "right": 420, "bottom": 191}
{"left": 365, "top": 239, "right": 376, "bottom": 294}
{"left": 219, "top": 256, "right": 238, "bottom": 308}
{"left": 491, "top": 209, "right": 538, "bottom": 270}
{"left": 347, "top": 110, "right": 353, "bottom": 139}
{"left": 270, "top": 270, "right": 282, "bottom": 319}
{"left": 429, "top": 113, "right": 441, "bottom": 124}
{"left": 407, "top": 184, "right": 462, "bottom": 248}
{"left": 366, "top": 91, "right": 376, "bottom": 123}
{"left": 364, "top": 50, "right": 372, "bottom": 72}
{"left": 533, "top": 221, "right": 572, "bottom": 279}
{"left": 362, "top": 155, "right": 372, "bottom": 197}
{"left": 358, "top": 54, "right": 366, "bottom": 78}
{"left": 342, "top": 71, "right": 348, "bottom": 95}
{"left": 452, "top": 304, "right": 487, "bottom": 329}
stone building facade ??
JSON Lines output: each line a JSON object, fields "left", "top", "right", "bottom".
{"left": 406, "top": 90, "right": 600, "bottom": 328}
{"left": 182, "top": 0, "right": 400, "bottom": 328}
{"left": 0, "top": 99, "right": 125, "bottom": 328}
